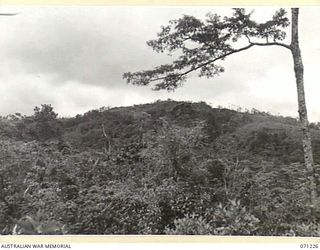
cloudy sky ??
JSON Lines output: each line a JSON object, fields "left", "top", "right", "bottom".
{"left": 0, "top": 6, "right": 319, "bottom": 121}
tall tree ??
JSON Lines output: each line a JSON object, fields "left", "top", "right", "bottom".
{"left": 123, "top": 8, "right": 317, "bottom": 209}
{"left": 290, "top": 8, "right": 316, "bottom": 210}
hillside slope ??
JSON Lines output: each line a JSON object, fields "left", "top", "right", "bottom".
{"left": 0, "top": 100, "right": 320, "bottom": 235}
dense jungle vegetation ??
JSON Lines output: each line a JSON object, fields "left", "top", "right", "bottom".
{"left": 1, "top": 100, "right": 320, "bottom": 235}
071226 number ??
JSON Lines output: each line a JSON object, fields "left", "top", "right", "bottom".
{"left": 300, "top": 244, "right": 319, "bottom": 248}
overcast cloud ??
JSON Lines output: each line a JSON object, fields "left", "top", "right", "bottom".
{"left": 0, "top": 6, "right": 319, "bottom": 121}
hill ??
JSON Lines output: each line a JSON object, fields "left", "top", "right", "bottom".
{"left": 0, "top": 100, "right": 320, "bottom": 235}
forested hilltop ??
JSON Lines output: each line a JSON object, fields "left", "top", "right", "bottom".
{"left": 1, "top": 100, "right": 320, "bottom": 235}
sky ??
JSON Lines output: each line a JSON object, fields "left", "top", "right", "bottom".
{"left": 0, "top": 6, "right": 319, "bottom": 121}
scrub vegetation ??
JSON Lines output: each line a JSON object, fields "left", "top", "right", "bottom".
{"left": 1, "top": 100, "right": 320, "bottom": 235}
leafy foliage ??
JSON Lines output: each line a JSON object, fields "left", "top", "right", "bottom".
{"left": 165, "top": 214, "right": 211, "bottom": 235}
{"left": 1, "top": 100, "right": 320, "bottom": 235}
{"left": 123, "top": 8, "right": 290, "bottom": 90}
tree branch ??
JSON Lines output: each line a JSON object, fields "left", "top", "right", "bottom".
{"left": 250, "top": 41, "right": 291, "bottom": 50}
{"left": 148, "top": 43, "right": 255, "bottom": 83}
{"left": 245, "top": 33, "right": 291, "bottom": 50}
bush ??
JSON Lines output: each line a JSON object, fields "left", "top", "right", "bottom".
{"left": 27, "top": 104, "right": 61, "bottom": 140}
{"left": 210, "top": 199, "right": 260, "bottom": 235}
{"left": 165, "top": 214, "right": 212, "bottom": 235}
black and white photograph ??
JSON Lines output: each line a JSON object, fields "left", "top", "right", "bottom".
{"left": 0, "top": 4, "right": 320, "bottom": 237}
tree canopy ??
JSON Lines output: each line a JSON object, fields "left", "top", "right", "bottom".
{"left": 123, "top": 8, "right": 290, "bottom": 90}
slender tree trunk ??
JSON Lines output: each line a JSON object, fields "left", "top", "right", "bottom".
{"left": 290, "top": 8, "right": 317, "bottom": 209}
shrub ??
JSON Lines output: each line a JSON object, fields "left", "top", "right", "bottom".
{"left": 210, "top": 199, "right": 260, "bottom": 235}
{"left": 165, "top": 214, "right": 212, "bottom": 235}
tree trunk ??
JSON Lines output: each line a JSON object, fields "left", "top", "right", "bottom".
{"left": 290, "top": 8, "right": 317, "bottom": 210}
